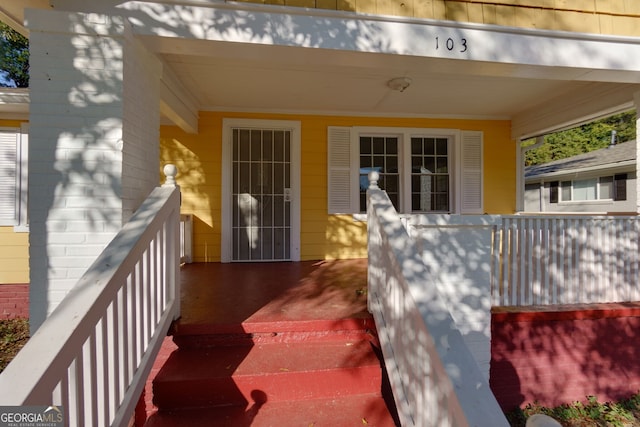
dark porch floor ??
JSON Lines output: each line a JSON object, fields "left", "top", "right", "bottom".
{"left": 172, "top": 258, "right": 372, "bottom": 335}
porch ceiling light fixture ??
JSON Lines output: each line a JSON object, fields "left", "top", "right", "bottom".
{"left": 387, "top": 77, "right": 412, "bottom": 92}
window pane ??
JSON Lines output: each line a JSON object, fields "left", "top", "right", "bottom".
{"left": 424, "top": 158, "right": 435, "bottom": 172}
{"left": 411, "top": 138, "right": 422, "bottom": 154}
{"left": 387, "top": 156, "right": 398, "bottom": 172}
{"left": 425, "top": 139, "right": 435, "bottom": 155}
{"left": 372, "top": 137, "right": 385, "bottom": 154}
{"left": 573, "top": 179, "right": 597, "bottom": 201}
{"left": 359, "top": 135, "right": 400, "bottom": 212}
{"left": 436, "top": 157, "right": 448, "bottom": 173}
{"left": 373, "top": 156, "right": 385, "bottom": 169}
{"left": 386, "top": 138, "right": 398, "bottom": 154}
{"left": 599, "top": 176, "right": 613, "bottom": 199}
{"left": 561, "top": 181, "right": 571, "bottom": 201}
{"left": 360, "top": 137, "right": 372, "bottom": 154}
{"left": 410, "top": 137, "right": 449, "bottom": 212}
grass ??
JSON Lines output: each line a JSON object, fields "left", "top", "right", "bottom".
{"left": 0, "top": 318, "right": 29, "bottom": 373}
{"left": 507, "top": 393, "right": 640, "bottom": 427}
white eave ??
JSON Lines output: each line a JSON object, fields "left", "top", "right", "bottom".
{"left": 0, "top": 88, "right": 30, "bottom": 120}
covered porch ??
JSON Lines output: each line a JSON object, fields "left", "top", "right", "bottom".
{"left": 2, "top": 1, "right": 640, "bottom": 426}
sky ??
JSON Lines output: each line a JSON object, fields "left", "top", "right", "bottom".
{"left": 0, "top": 70, "right": 15, "bottom": 87}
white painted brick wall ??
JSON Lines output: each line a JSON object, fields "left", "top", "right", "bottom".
{"left": 26, "top": 9, "right": 162, "bottom": 330}
{"left": 121, "top": 26, "right": 161, "bottom": 222}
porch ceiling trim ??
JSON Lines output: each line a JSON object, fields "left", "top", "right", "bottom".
{"left": 512, "top": 83, "right": 638, "bottom": 140}
{"left": 160, "top": 63, "right": 199, "bottom": 134}
{"left": 121, "top": 1, "right": 640, "bottom": 79}
{"left": 0, "top": 88, "right": 30, "bottom": 120}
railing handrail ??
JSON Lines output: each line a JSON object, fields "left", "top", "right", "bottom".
{"left": 366, "top": 172, "right": 508, "bottom": 427}
{"left": 0, "top": 176, "right": 181, "bottom": 426}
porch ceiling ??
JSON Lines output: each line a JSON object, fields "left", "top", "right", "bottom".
{"left": 151, "top": 37, "right": 639, "bottom": 139}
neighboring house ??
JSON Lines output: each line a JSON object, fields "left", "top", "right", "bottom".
{"left": 524, "top": 140, "right": 637, "bottom": 213}
{"left": 0, "top": 0, "right": 638, "bottom": 334}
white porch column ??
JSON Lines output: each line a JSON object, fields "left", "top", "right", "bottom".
{"left": 26, "top": 10, "right": 162, "bottom": 331}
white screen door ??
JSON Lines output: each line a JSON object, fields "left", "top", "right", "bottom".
{"left": 231, "top": 127, "right": 291, "bottom": 261}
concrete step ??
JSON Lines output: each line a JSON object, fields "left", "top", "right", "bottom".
{"left": 152, "top": 339, "right": 383, "bottom": 410}
{"left": 171, "top": 317, "right": 378, "bottom": 348}
{"left": 145, "top": 393, "right": 397, "bottom": 427}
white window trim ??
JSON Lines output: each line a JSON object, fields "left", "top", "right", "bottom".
{"left": 16, "top": 124, "right": 29, "bottom": 232}
{"left": 220, "top": 118, "right": 301, "bottom": 263}
{"left": 559, "top": 176, "right": 615, "bottom": 203}
{"left": 354, "top": 127, "right": 460, "bottom": 214}
{"left": 327, "top": 126, "right": 484, "bottom": 219}
{"left": 0, "top": 125, "right": 28, "bottom": 232}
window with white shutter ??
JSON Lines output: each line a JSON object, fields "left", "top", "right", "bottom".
{"left": 327, "top": 126, "right": 483, "bottom": 215}
{"left": 0, "top": 126, "right": 28, "bottom": 229}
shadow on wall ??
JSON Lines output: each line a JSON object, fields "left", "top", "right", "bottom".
{"left": 490, "top": 307, "right": 640, "bottom": 411}
{"left": 325, "top": 215, "right": 368, "bottom": 259}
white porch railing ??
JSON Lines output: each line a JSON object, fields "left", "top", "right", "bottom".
{"left": 0, "top": 165, "right": 182, "bottom": 427}
{"left": 492, "top": 215, "right": 640, "bottom": 306}
{"left": 367, "top": 173, "right": 508, "bottom": 427}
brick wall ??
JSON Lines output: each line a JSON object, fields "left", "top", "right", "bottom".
{"left": 0, "top": 284, "right": 29, "bottom": 319}
{"left": 490, "top": 304, "right": 640, "bottom": 411}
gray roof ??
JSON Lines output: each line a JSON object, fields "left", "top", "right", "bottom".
{"left": 525, "top": 140, "right": 636, "bottom": 180}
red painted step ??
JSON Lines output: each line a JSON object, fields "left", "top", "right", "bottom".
{"left": 153, "top": 339, "right": 383, "bottom": 410}
{"left": 172, "top": 317, "right": 378, "bottom": 347}
{"left": 145, "top": 393, "right": 396, "bottom": 427}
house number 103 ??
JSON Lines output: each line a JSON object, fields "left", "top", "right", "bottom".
{"left": 435, "top": 36, "right": 468, "bottom": 53}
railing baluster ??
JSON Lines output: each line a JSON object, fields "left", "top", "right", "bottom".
{"left": 88, "top": 333, "right": 98, "bottom": 427}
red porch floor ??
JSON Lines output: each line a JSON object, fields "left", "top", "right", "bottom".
{"left": 141, "top": 259, "right": 398, "bottom": 426}
{"left": 175, "top": 258, "right": 372, "bottom": 332}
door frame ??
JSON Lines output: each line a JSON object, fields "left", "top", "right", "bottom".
{"left": 221, "top": 118, "right": 301, "bottom": 263}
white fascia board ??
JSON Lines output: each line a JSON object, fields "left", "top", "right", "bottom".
{"left": 525, "top": 159, "right": 636, "bottom": 183}
{"left": 121, "top": 1, "right": 640, "bottom": 76}
{"left": 512, "top": 83, "right": 638, "bottom": 140}
{"left": 0, "top": 88, "right": 30, "bottom": 118}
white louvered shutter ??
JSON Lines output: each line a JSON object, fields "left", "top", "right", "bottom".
{"left": 327, "top": 126, "right": 355, "bottom": 214}
{"left": 460, "top": 131, "right": 483, "bottom": 214}
{"left": 0, "top": 130, "right": 18, "bottom": 225}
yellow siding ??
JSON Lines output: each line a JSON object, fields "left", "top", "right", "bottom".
{"left": 0, "top": 227, "right": 29, "bottom": 284}
{"left": 0, "top": 120, "right": 29, "bottom": 284}
{"left": 161, "top": 112, "right": 513, "bottom": 262}
{"left": 233, "top": 0, "right": 640, "bottom": 36}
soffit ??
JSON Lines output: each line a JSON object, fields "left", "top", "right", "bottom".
{"left": 150, "top": 37, "right": 638, "bottom": 135}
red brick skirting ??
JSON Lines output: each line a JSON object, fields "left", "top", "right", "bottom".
{"left": 490, "top": 303, "right": 640, "bottom": 411}
{"left": 0, "top": 284, "right": 29, "bottom": 319}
